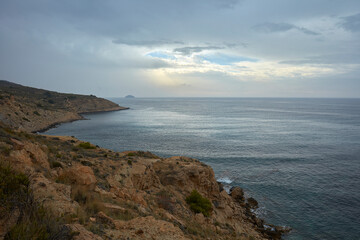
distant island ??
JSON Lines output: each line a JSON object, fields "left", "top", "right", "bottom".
{"left": 125, "top": 95, "right": 135, "bottom": 98}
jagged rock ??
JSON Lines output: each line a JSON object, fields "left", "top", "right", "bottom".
{"left": 24, "top": 141, "right": 50, "bottom": 169}
{"left": 96, "top": 211, "right": 116, "bottom": 228}
{"left": 113, "top": 216, "right": 188, "bottom": 240}
{"left": 153, "top": 156, "right": 220, "bottom": 197}
{"left": 30, "top": 172, "right": 79, "bottom": 216}
{"left": 67, "top": 224, "right": 103, "bottom": 240}
{"left": 247, "top": 197, "right": 259, "bottom": 209}
{"left": 10, "top": 138, "right": 24, "bottom": 150}
{"left": 230, "top": 186, "right": 245, "bottom": 204}
{"left": 9, "top": 141, "right": 50, "bottom": 170}
{"left": 59, "top": 165, "right": 97, "bottom": 189}
{"left": 0, "top": 119, "right": 286, "bottom": 240}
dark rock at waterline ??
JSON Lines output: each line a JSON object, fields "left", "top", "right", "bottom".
{"left": 230, "top": 186, "right": 245, "bottom": 203}
{"left": 247, "top": 197, "right": 259, "bottom": 209}
{"left": 217, "top": 181, "right": 224, "bottom": 192}
{"left": 260, "top": 224, "right": 292, "bottom": 240}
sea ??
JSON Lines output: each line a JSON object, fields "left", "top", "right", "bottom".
{"left": 45, "top": 98, "right": 360, "bottom": 240}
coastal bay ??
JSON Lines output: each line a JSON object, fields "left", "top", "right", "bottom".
{"left": 47, "top": 97, "right": 360, "bottom": 240}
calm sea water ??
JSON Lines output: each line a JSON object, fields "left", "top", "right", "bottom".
{"left": 45, "top": 98, "right": 360, "bottom": 240}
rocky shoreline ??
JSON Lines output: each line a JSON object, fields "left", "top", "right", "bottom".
{"left": 0, "top": 80, "right": 128, "bottom": 133}
{"left": 0, "top": 80, "right": 290, "bottom": 239}
{"left": 35, "top": 106, "right": 129, "bottom": 133}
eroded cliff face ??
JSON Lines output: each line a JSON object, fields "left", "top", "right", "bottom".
{"left": 0, "top": 125, "right": 289, "bottom": 240}
{"left": 0, "top": 81, "right": 290, "bottom": 239}
{"left": 0, "top": 80, "right": 127, "bottom": 132}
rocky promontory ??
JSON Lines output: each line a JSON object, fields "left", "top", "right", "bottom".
{"left": 0, "top": 81, "right": 290, "bottom": 239}
{"left": 0, "top": 80, "right": 128, "bottom": 132}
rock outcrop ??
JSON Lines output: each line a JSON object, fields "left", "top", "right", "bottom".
{"left": 0, "top": 80, "right": 128, "bottom": 132}
{"left": 0, "top": 82, "right": 290, "bottom": 239}
{"left": 0, "top": 125, "right": 290, "bottom": 239}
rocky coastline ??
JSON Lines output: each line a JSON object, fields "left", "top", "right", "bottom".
{"left": 0, "top": 81, "right": 290, "bottom": 239}
{"left": 0, "top": 80, "right": 128, "bottom": 133}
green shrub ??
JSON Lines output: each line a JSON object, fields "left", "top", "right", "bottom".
{"left": 0, "top": 161, "right": 73, "bottom": 239}
{"left": 0, "top": 163, "right": 29, "bottom": 203}
{"left": 78, "top": 142, "right": 96, "bottom": 149}
{"left": 186, "top": 190, "right": 212, "bottom": 217}
{"left": 33, "top": 111, "right": 40, "bottom": 116}
{"left": 127, "top": 152, "right": 135, "bottom": 156}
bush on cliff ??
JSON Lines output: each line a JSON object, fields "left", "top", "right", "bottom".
{"left": 78, "top": 142, "right": 96, "bottom": 149}
{"left": 186, "top": 190, "right": 212, "bottom": 217}
{"left": 0, "top": 161, "right": 74, "bottom": 239}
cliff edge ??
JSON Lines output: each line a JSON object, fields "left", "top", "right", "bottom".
{"left": 0, "top": 82, "right": 290, "bottom": 239}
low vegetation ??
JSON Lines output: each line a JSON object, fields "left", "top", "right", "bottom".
{"left": 186, "top": 190, "right": 212, "bottom": 217}
{"left": 0, "top": 161, "right": 74, "bottom": 240}
{"left": 78, "top": 142, "right": 96, "bottom": 149}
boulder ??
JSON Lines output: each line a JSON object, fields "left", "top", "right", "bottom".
{"left": 67, "top": 224, "right": 103, "bottom": 240}
{"left": 230, "top": 186, "right": 245, "bottom": 204}
{"left": 247, "top": 197, "right": 259, "bottom": 209}
{"left": 59, "top": 165, "right": 96, "bottom": 189}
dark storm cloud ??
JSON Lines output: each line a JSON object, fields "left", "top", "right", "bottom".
{"left": 253, "top": 22, "right": 319, "bottom": 35}
{"left": 340, "top": 13, "right": 360, "bottom": 32}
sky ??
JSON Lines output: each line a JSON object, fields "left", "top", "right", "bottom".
{"left": 0, "top": 0, "right": 359, "bottom": 98}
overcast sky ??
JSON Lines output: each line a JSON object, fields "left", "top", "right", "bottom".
{"left": 1, "top": 0, "right": 359, "bottom": 97}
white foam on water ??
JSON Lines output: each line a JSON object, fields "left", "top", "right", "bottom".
{"left": 217, "top": 177, "right": 233, "bottom": 184}
{"left": 264, "top": 224, "right": 275, "bottom": 231}
{"left": 253, "top": 206, "right": 267, "bottom": 218}
{"left": 223, "top": 185, "right": 232, "bottom": 194}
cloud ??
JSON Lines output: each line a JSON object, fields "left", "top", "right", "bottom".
{"left": 146, "top": 51, "right": 176, "bottom": 60}
{"left": 253, "top": 22, "right": 319, "bottom": 35}
{"left": 0, "top": 0, "right": 359, "bottom": 97}
{"left": 113, "top": 39, "right": 184, "bottom": 47}
{"left": 214, "top": 0, "right": 240, "bottom": 9}
{"left": 173, "top": 46, "right": 223, "bottom": 55}
{"left": 279, "top": 53, "right": 360, "bottom": 65}
{"left": 340, "top": 13, "right": 360, "bottom": 32}
{"left": 199, "top": 53, "right": 257, "bottom": 65}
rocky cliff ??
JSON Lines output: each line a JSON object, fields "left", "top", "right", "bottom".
{"left": 0, "top": 125, "right": 289, "bottom": 239}
{"left": 0, "top": 82, "right": 290, "bottom": 239}
{"left": 0, "top": 80, "right": 128, "bottom": 132}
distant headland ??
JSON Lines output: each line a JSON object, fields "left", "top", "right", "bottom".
{"left": 0, "top": 80, "right": 128, "bottom": 132}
